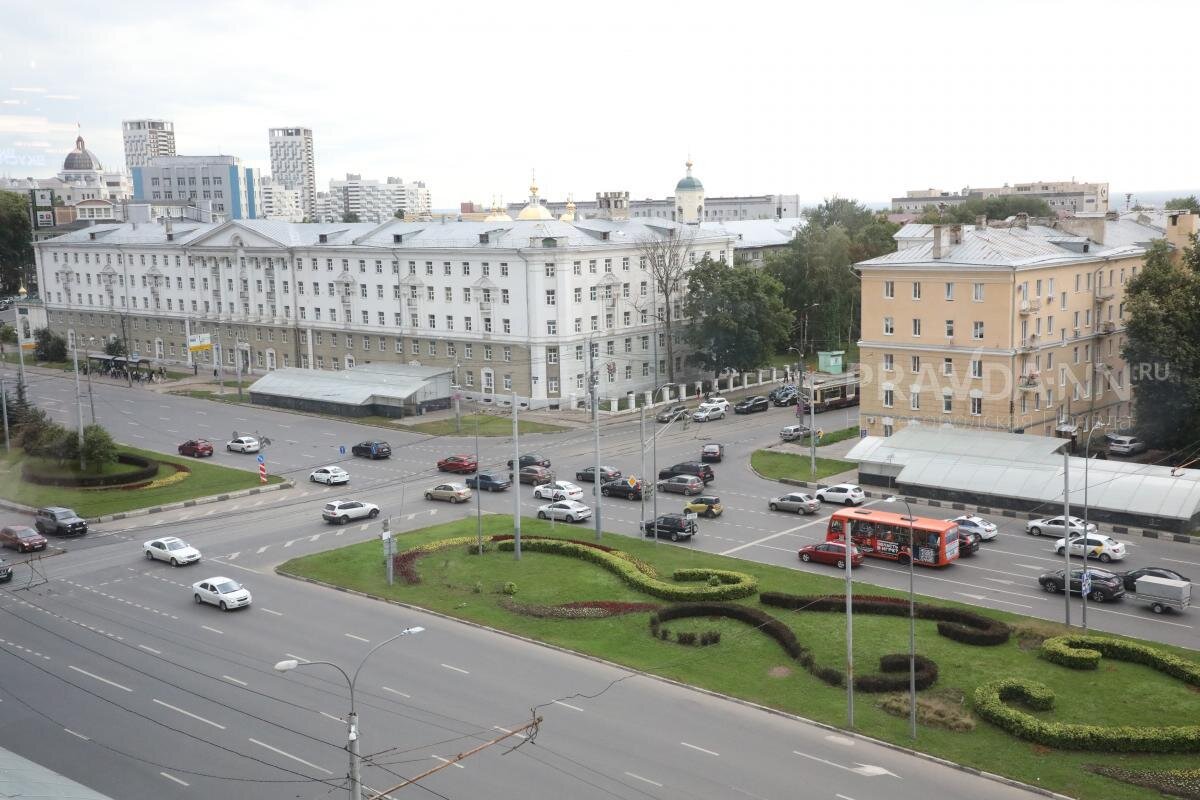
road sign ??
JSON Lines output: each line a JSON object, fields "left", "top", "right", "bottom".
{"left": 256, "top": 454, "right": 265, "bottom": 464}
{"left": 1081, "top": 570, "right": 1092, "bottom": 597}
{"left": 860, "top": 428, "right": 868, "bottom": 439}
{"left": 339, "top": 445, "right": 346, "bottom": 455}
{"left": 187, "top": 333, "right": 213, "bottom": 353}
{"left": 628, "top": 476, "right": 638, "bottom": 487}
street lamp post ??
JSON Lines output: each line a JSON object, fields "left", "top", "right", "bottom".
{"left": 274, "top": 626, "right": 424, "bottom": 800}
{"left": 884, "top": 495, "right": 918, "bottom": 739}
{"left": 1081, "top": 420, "right": 1104, "bottom": 632}
{"left": 85, "top": 336, "right": 97, "bottom": 425}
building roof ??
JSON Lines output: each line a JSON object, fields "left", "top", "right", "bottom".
{"left": 675, "top": 158, "right": 703, "bottom": 193}
{"left": 63, "top": 135, "right": 102, "bottom": 172}
{"left": 0, "top": 745, "right": 119, "bottom": 799}
{"left": 846, "top": 427, "right": 1200, "bottom": 522}
{"left": 699, "top": 218, "right": 802, "bottom": 249}
{"left": 248, "top": 363, "right": 451, "bottom": 406}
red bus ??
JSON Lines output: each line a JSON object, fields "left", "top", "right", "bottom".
{"left": 826, "top": 508, "right": 960, "bottom": 567}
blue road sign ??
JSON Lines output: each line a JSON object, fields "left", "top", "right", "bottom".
{"left": 339, "top": 445, "right": 346, "bottom": 455}
{"left": 256, "top": 454, "right": 265, "bottom": 464}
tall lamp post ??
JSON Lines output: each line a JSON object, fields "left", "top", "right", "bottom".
{"left": 1081, "top": 420, "right": 1104, "bottom": 632}
{"left": 274, "top": 626, "right": 424, "bottom": 800}
{"left": 884, "top": 495, "right": 918, "bottom": 739}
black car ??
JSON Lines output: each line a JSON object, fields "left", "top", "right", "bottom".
{"left": 658, "top": 462, "right": 715, "bottom": 484}
{"left": 641, "top": 513, "right": 697, "bottom": 542}
{"left": 655, "top": 404, "right": 689, "bottom": 423}
{"left": 733, "top": 396, "right": 769, "bottom": 414}
{"left": 576, "top": 465, "right": 622, "bottom": 483}
{"left": 1038, "top": 568, "right": 1125, "bottom": 602}
{"left": 600, "top": 478, "right": 643, "bottom": 500}
{"left": 351, "top": 440, "right": 392, "bottom": 459}
{"left": 772, "top": 388, "right": 800, "bottom": 407}
{"left": 957, "top": 530, "right": 981, "bottom": 557}
{"left": 1119, "top": 566, "right": 1192, "bottom": 592}
{"left": 466, "top": 472, "right": 512, "bottom": 492}
{"left": 34, "top": 507, "right": 88, "bottom": 537}
{"left": 507, "top": 454, "right": 551, "bottom": 469}
{"left": 700, "top": 443, "right": 724, "bottom": 462}
{"left": 0, "top": 557, "right": 11, "bottom": 583}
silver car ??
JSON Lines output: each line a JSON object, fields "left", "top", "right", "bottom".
{"left": 1026, "top": 515, "right": 1097, "bottom": 537}
{"left": 769, "top": 492, "right": 820, "bottom": 514}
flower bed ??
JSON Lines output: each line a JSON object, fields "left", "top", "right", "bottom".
{"left": 501, "top": 598, "right": 660, "bottom": 619}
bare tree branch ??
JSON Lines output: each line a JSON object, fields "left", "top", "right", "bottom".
{"left": 636, "top": 227, "right": 695, "bottom": 385}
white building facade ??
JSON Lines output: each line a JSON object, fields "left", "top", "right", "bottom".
{"left": 0, "top": 135, "right": 132, "bottom": 228}
{"left": 258, "top": 178, "right": 304, "bottom": 222}
{"left": 268, "top": 127, "right": 315, "bottom": 219}
{"left": 892, "top": 180, "right": 1110, "bottom": 215}
{"left": 122, "top": 119, "right": 176, "bottom": 173}
{"left": 313, "top": 174, "right": 431, "bottom": 223}
{"left": 132, "top": 155, "right": 260, "bottom": 220}
{"left": 33, "top": 200, "right": 733, "bottom": 407}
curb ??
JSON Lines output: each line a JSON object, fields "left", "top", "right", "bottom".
{"left": 91, "top": 480, "right": 295, "bottom": 523}
{"left": 275, "top": 568, "right": 1073, "bottom": 800}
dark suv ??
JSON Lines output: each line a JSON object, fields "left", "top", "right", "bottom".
{"left": 641, "top": 514, "right": 697, "bottom": 541}
{"left": 507, "top": 453, "right": 551, "bottom": 469}
{"left": 34, "top": 507, "right": 88, "bottom": 537}
{"left": 734, "top": 396, "right": 770, "bottom": 414}
{"left": 352, "top": 440, "right": 392, "bottom": 459}
{"left": 655, "top": 404, "right": 689, "bottom": 423}
{"left": 657, "top": 462, "right": 715, "bottom": 484}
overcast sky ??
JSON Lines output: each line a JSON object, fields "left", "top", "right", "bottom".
{"left": 1, "top": 0, "right": 1195, "bottom": 209}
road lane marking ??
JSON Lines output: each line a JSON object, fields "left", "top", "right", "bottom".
{"left": 226, "top": 552, "right": 240, "bottom": 561}
{"left": 983, "top": 578, "right": 1014, "bottom": 585}
{"left": 836, "top": 795, "right": 858, "bottom": 800}
{"left": 624, "top": 772, "right": 663, "bottom": 787}
{"left": 681, "top": 741, "right": 719, "bottom": 756}
{"left": 1013, "top": 563, "right": 1044, "bottom": 570}
{"left": 382, "top": 686, "right": 410, "bottom": 698}
{"left": 285, "top": 653, "right": 310, "bottom": 663}
{"left": 209, "top": 559, "right": 260, "bottom": 575}
{"left": 431, "top": 755, "right": 465, "bottom": 769}
{"left": 260, "top": 608, "right": 283, "bottom": 617}
{"left": 153, "top": 698, "right": 226, "bottom": 729}
{"left": 793, "top": 751, "right": 900, "bottom": 778}
{"left": 345, "top": 633, "right": 370, "bottom": 643}
{"left": 552, "top": 700, "right": 583, "bottom": 711}
{"left": 64, "top": 728, "right": 90, "bottom": 741}
{"left": 441, "top": 663, "right": 469, "bottom": 674}
{"left": 222, "top": 675, "right": 247, "bottom": 686}
{"left": 719, "top": 519, "right": 826, "bottom": 555}
{"left": 493, "top": 725, "right": 526, "bottom": 739}
{"left": 1165, "top": 557, "right": 1200, "bottom": 567}
{"left": 256, "top": 546, "right": 270, "bottom": 554}
{"left": 201, "top": 625, "right": 223, "bottom": 635}
{"left": 160, "top": 772, "right": 189, "bottom": 787}
{"left": 138, "top": 644, "right": 161, "bottom": 655}
{"left": 248, "top": 738, "right": 333, "bottom": 775}
{"left": 69, "top": 665, "right": 132, "bottom": 692}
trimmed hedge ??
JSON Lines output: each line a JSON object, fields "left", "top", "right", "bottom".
{"left": 492, "top": 534, "right": 660, "bottom": 577}
{"left": 1041, "top": 635, "right": 1200, "bottom": 686}
{"left": 393, "top": 536, "right": 481, "bottom": 584}
{"left": 857, "top": 654, "right": 939, "bottom": 693}
{"left": 974, "top": 678, "right": 1200, "bottom": 753}
{"left": 21, "top": 452, "right": 159, "bottom": 487}
{"left": 494, "top": 538, "right": 757, "bottom": 601}
{"left": 760, "top": 592, "right": 1010, "bottom": 646}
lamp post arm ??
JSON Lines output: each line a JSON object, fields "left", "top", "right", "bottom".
{"left": 349, "top": 629, "right": 420, "bottom": 711}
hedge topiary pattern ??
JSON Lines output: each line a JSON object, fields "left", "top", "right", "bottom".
{"left": 1040, "top": 635, "right": 1200, "bottom": 685}
{"left": 22, "top": 452, "right": 159, "bottom": 487}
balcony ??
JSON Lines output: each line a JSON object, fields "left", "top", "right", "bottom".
{"left": 1100, "top": 320, "right": 1116, "bottom": 334}
{"left": 1016, "top": 335, "right": 1039, "bottom": 352}
{"left": 1094, "top": 286, "right": 1115, "bottom": 302}
{"left": 478, "top": 301, "right": 492, "bottom": 313}
{"left": 266, "top": 292, "right": 276, "bottom": 303}
{"left": 1018, "top": 374, "right": 1040, "bottom": 391}
{"left": 1019, "top": 298, "right": 1041, "bottom": 315}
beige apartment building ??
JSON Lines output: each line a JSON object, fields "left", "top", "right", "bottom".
{"left": 856, "top": 213, "right": 1198, "bottom": 438}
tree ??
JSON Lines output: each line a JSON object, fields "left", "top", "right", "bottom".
{"left": 1165, "top": 195, "right": 1200, "bottom": 213}
{"left": 33, "top": 328, "right": 67, "bottom": 362}
{"left": 683, "top": 259, "right": 793, "bottom": 374}
{"left": 0, "top": 192, "right": 34, "bottom": 295}
{"left": 342, "top": 212, "right": 361, "bottom": 223}
{"left": 81, "top": 424, "right": 118, "bottom": 470}
{"left": 636, "top": 229, "right": 696, "bottom": 384}
{"left": 917, "top": 195, "right": 1054, "bottom": 224}
{"left": 105, "top": 337, "right": 127, "bottom": 358}
{"left": 1122, "top": 237, "right": 1200, "bottom": 449}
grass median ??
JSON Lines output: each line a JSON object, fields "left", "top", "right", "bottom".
{"left": 279, "top": 516, "right": 1200, "bottom": 800}
{"left": 751, "top": 450, "right": 857, "bottom": 482}
{"left": 396, "top": 414, "right": 568, "bottom": 436}
{"left": 0, "top": 445, "right": 283, "bottom": 517}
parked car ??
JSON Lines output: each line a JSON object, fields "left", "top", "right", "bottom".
{"left": 1038, "top": 568, "right": 1125, "bottom": 602}
{"left": 773, "top": 388, "right": 800, "bottom": 407}
{"left": 0, "top": 525, "right": 47, "bottom": 553}
{"left": 769, "top": 492, "right": 820, "bottom": 514}
{"left": 575, "top": 465, "right": 621, "bottom": 483}
{"left": 437, "top": 454, "right": 478, "bottom": 474}
{"left": 1119, "top": 566, "right": 1192, "bottom": 592}
{"left": 779, "top": 424, "right": 810, "bottom": 442}
{"left": 799, "top": 541, "right": 863, "bottom": 569}
{"left": 425, "top": 483, "right": 472, "bottom": 503}
{"left": 642, "top": 514, "right": 697, "bottom": 541}
{"left": 958, "top": 530, "right": 982, "bottom": 557}
{"left": 513, "top": 465, "right": 555, "bottom": 486}
{"left": 352, "top": 440, "right": 392, "bottom": 459}
{"left": 192, "top": 577, "right": 252, "bottom": 611}
{"left": 466, "top": 472, "right": 511, "bottom": 492}
{"left": 701, "top": 396, "right": 730, "bottom": 412}
{"left": 657, "top": 462, "right": 715, "bottom": 484}
{"left": 177, "top": 439, "right": 214, "bottom": 458}
{"left": 692, "top": 404, "right": 726, "bottom": 422}
{"left": 533, "top": 481, "right": 584, "bottom": 501}
{"left": 700, "top": 443, "right": 724, "bottom": 463}
{"left": 1026, "top": 515, "right": 1097, "bottom": 537}
{"left": 322, "top": 500, "right": 381, "bottom": 524}
{"left": 1108, "top": 435, "right": 1148, "bottom": 456}
{"left": 950, "top": 515, "right": 998, "bottom": 541}
{"left": 536, "top": 500, "right": 592, "bottom": 523}
{"left": 600, "top": 478, "right": 643, "bottom": 499}
{"left": 506, "top": 453, "right": 551, "bottom": 469}
{"left": 655, "top": 404, "right": 689, "bottom": 423}
{"left": 143, "top": 536, "right": 201, "bottom": 566}
{"left": 309, "top": 466, "right": 350, "bottom": 485}
{"left": 0, "top": 557, "right": 11, "bottom": 583}
{"left": 734, "top": 396, "right": 770, "bottom": 414}
{"left": 226, "top": 436, "right": 261, "bottom": 453}
{"left": 683, "top": 495, "right": 723, "bottom": 518}
{"left": 657, "top": 475, "right": 704, "bottom": 495}
{"left": 768, "top": 385, "right": 796, "bottom": 403}
{"left": 815, "top": 484, "right": 866, "bottom": 506}
{"left": 1053, "top": 535, "right": 1127, "bottom": 563}
{"left": 34, "top": 507, "right": 87, "bottom": 537}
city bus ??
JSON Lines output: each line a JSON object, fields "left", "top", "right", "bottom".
{"left": 825, "top": 508, "right": 960, "bottom": 567}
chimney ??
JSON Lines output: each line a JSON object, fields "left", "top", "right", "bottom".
{"left": 949, "top": 223, "right": 963, "bottom": 245}
{"left": 931, "top": 224, "right": 944, "bottom": 259}
{"left": 975, "top": 214, "right": 987, "bottom": 231}
{"left": 1015, "top": 212, "right": 1028, "bottom": 229}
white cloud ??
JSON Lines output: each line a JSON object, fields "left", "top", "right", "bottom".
{"left": 0, "top": 115, "right": 78, "bottom": 135}
{"left": 9, "top": 87, "right": 46, "bottom": 93}
{"left": 45, "top": 94, "right": 80, "bottom": 101}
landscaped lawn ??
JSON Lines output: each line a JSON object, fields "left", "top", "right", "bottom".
{"left": 750, "top": 450, "right": 857, "bottom": 481}
{"left": 279, "top": 517, "right": 1200, "bottom": 800}
{"left": 0, "top": 445, "right": 283, "bottom": 517}
{"left": 397, "top": 413, "right": 568, "bottom": 436}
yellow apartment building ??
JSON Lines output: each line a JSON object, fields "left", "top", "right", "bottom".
{"left": 856, "top": 212, "right": 1198, "bottom": 439}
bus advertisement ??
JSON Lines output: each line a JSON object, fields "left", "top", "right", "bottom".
{"left": 826, "top": 508, "right": 960, "bottom": 567}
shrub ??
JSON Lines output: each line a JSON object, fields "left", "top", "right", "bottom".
{"left": 855, "top": 654, "right": 938, "bottom": 693}
{"left": 707, "top": 575, "right": 721, "bottom": 587}
{"left": 392, "top": 536, "right": 480, "bottom": 584}
{"left": 472, "top": 582, "right": 483, "bottom": 594}
{"left": 502, "top": 581, "right": 518, "bottom": 595}
{"left": 676, "top": 631, "right": 697, "bottom": 646}
{"left": 467, "top": 543, "right": 488, "bottom": 555}
{"left": 505, "top": 598, "right": 660, "bottom": 619}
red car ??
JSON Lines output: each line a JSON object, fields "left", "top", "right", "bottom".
{"left": 437, "top": 454, "right": 478, "bottom": 474}
{"left": 798, "top": 541, "right": 863, "bottom": 569}
{"left": 0, "top": 525, "right": 48, "bottom": 553}
{"left": 178, "top": 439, "right": 214, "bottom": 458}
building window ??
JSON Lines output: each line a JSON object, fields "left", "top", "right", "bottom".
{"left": 547, "top": 320, "right": 557, "bottom": 335}
{"left": 910, "top": 391, "right": 920, "bottom": 411}
{"left": 545, "top": 289, "right": 556, "bottom": 306}
{"left": 882, "top": 353, "right": 893, "bottom": 371}
{"left": 548, "top": 378, "right": 559, "bottom": 393}
{"left": 945, "top": 319, "right": 954, "bottom": 337}
{"left": 883, "top": 389, "right": 894, "bottom": 408}
{"left": 912, "top": 282, "right": 921, "bottom": 300}
{"left": 547, "top": 347, "right": 558, "bottom": 364}
{"left": 883, "top": 317, "right": 894, "bottom": 335}
{"left": 912, "top": 318, "right": 921, "bottom": 336}
{"left": 883, "top": 281, "right": 894, "bottom": 299}
{"left": 943, "top": 358, "right": 953, "bottom": 376}
{"left": 942, "top": 395, "right": 952, "bottom": 413}
{"left": 544, "top": 263, "right": 556, "bottom": 278}
{"left": 484, "top": 346, "right": 493, "bottom": 361}
{"left": 973, "top": 283, "right": 984, "bottom": 302}
{"left": 970, "top": 396, "right": 982, "bottom": 416}
{"left": 970, "top": 359, "right": 982, "bottom": 378}
{"left": 910, "top": 355, "right": 920, "bottom": 372}
{"left": 944, "top": 282, "right": 954, "bottom": 300}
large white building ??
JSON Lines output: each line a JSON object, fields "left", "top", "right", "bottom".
{"left": 33, "top": 187, "right": 733, "bottom": 407}
{"left": 268, "top": 127, "right": 315, "bottom": 220}
{"left": 313, "top": 174, "right": 431, "bottom": 223}
{"left": 121, "top": 119, "right": 176, "bottom": 173}
{"left": 892, "top": 180, "right": 1110, "bottom": 215}
{"left": 258, "top": 178, "right": 304, "bottom": 222}
{"left": 0, "top": 135, "right": 132, "bottom": 227}
{"left": 131, "top": 155, "right": 260, "bottom": 220}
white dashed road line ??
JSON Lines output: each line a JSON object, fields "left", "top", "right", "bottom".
{"left": 552, "top": 700, "right": 583, "bottom": 712}
{"left": 138, "top": 644, "right": 161, "bottom": 655}
{"left": 69, "top": 665, "right": 132, "bottom": 692}
{"left": 493, "top": 725, "right": 527, "bottom": 739}
{"left": 624, "top": 772, "right": 663, "bottom": 788}
{"left": 344, "top": 633, "right": 370, "bottom": 643}
{"left": 64, "top": 729, "right": 90, "bottom": 741}
{"left": 681, "top": 741, "right": 719, "bottom": 756}
{"left": 441, "top": 663, "right": 469, "bottom": 675}
{"left": 382, "top": 686, "right": 410, "bottom": 699}
{"left": 153, "top": 698, "right": 226, "bottom": 729}
{"left": 248, "top": 738, "right": 333, "bottom": 775}
{"left": 200, "top": 625, "right": 223, "bottom": 635}
{"left": 222, "top": 675, "right": 248, "bottom": 686}
{"left": 431, "top": 755, "right": 465, "bottom": 769}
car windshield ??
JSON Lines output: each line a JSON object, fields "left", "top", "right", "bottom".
{"left": 167, "top": 541, "right": 187, "bottom": 550}
{"left": 214, "top": 580, "right": 241, "bottom": 593}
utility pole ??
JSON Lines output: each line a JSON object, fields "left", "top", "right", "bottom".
{"left": 236, "top": 340, "right": 244, "bottom": 400}
{"left": 15, "top": 323, "right": 27, "bottom": 402}
{"left": 807, "top": 369, "right": 817, "bottom": 476}
{"left": 454, "top": 361, "right": 462, "bottom": 434}
{"left": 589, "top": 339, "right": 603, "bottom": 542}
{"left": 1, "top": 377, "right": 10, "bottom": 454}
{"left": 474, "top": 409, "right": 482, "bottom": 551}
{"left": 844, "top": 526, "right": 854, "bottom": 728}
{"left": 118, "top": 310, "right": 132, "bottom": 388}
{"left": 1063, "top": 447, "right": 1071, "bottom": 628}
{"left": 72, "top": 343, "right": 85, "bottom": 471}
{"left": 639, "top": 404, "right": 646, "bottom": 524}
{"left": 512, "top": 392, "right": 521, "bottom": 560}
{"left": 216, "top": 340, "right": 225, "bottom": 395}
{"left": 84, "top": 339, "right": 96, "bottom": 425}
{"left": 651, "top": 386, "right": 659, "bottom": 545}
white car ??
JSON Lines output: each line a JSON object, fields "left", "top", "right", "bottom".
{"left": 536, "top": 500, "right": 592, "bottom": 523}
{"left": 816, "top": 484, "right": 866, "bottom": 506}
{"left": 533, "top": 481, "right": 583, "bottom": 501}
{"left": 692, "top": 404, "right": 726, "bottom": 422}
{"left": 192, "top": 576, "right": 252, "bottom": 611}
{"left": 143, "top": 536, "right": 201, "bottom": 566}
{"left": 226, "top": 436, "right": 261, "bottom": 453}
{"left": 322, "top": 500, "right": 381, "bottom": 524}
{"left": 950, "top": 515, "right": 998, "bottom": 541}
{"left": 310, "top": 466, "right": 350, "bottom": 485}
{"left": 703, "top": 397, "right": 730, "bottom": 412}
{"left": 1026, "top": 515, "right": 1098, "bottom": 537}
{"left": 1053, "top": 535, "right": 1127, "bottom": 563}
